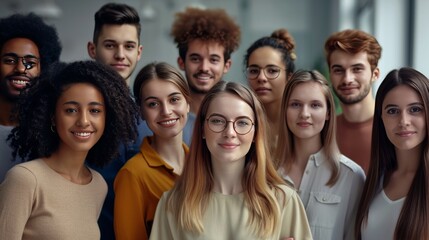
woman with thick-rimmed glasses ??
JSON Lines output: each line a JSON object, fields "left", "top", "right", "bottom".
{"left": 149, "top": 81, "right": 312, "bottom": 240}
{"left": 243, "top": 28, "right": 297, "bottom": 154}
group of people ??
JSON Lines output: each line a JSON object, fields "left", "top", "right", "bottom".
{"left": 0, "top": 2, "right": 428, "bottom": 240}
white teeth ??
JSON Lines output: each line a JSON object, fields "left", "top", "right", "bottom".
{"left": 12, "top": 80, "right": 28, "bottom": 85}
{"left": 160, "top": 119, "right": 177, "bottom": 125}
{"left": 74, "top": 132, "right": 91, "bottom": 137}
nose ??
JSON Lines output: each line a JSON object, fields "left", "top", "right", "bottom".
{"left": 222, "top": 121, "right": 236, "bottom": 137}
{"left": 14, "top": 60, "right": 27, "bottom": 74}
{"left": 257, "top": 70, "right": 268, "bottom": 83}
{"left": 114, "top": 46, "right": 125, "bottom": 60}
{"left": 199, "top": 59, "right": 210, "bottom": 72}
{"left": 399, "top": 111, "right": 410, "bottom": 127}
{"left": 77, "top": 111, "right": 90, "bottom": 127}
{"left": 300, "top": 105, "right": 310, "bottom": 119}
{"left": 342, "top": 70, "right": 354, "bottom": 84}
{"left": 161, "top": 103, "right": 172, "bottom": 115}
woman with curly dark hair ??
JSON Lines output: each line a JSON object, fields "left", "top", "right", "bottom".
{"left": 0, "top": 60, "right": 139, "bottom": 240}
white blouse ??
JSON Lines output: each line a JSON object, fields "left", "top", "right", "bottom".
{"left": 361, "top": 189, "right": 405, "bottom": 240}
{"left": 280, "top": 149, "right": 365, "bottom": 240}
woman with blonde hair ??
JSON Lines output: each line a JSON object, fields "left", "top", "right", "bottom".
{"left": 150, "top": 81, "right": 312, "bottom": 239}
{"left": 275, "top": 69, "right": 365, "bottom": 239}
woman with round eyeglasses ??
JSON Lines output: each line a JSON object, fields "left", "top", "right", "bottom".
{"left": 149, "top": 81, "right": 312, "bottom": 240}
{"left": 243, "top": 28, "right": 297, "bottom": 154}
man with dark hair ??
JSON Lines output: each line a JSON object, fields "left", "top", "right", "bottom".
{"left": 87, "top": 3, "right": 145, "bottom": 240}
{"left": 171, "top": 7, "right": 241, "bottom": 114}
{"left": 0, "top": 13, "right": 62, "bottom": 181}
{"left": 87, "top": 2, "right": 142, "bottom": 84}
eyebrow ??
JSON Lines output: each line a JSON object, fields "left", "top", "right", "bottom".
{"left": 63, "top": 101, "right": 104, "bottom": 106}
{"left": 248, "top": 64, "right": 280, "bottom": 68}
{"left": 384, "top": 102, "right": 423, "bottom": 109}
{"left": 143, "top": 92, "right": 182, "bottom": 101}
{"left": 102, "top": 39, "right": 138, "bottom": 45}
{"left": 2, "top": 53, "right": 39, "bottom": 58}
{"left": 188, "top": 53, "right": 221, "bottom": 59}
{"left": 208, "top": 113, "right": 253, "bottom": 120}
{"left": 331, "top": 63, "right": 365, "bottom": 69}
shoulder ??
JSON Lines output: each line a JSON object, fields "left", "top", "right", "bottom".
{"left": 2, "top": 160, "right": 43, "bottom": 189}
{"left": 339, "top": 155, "right": 365, "bottom": 178}
{"left": 276, "top": 184, "right": 299, "bottom": 204}
{"left": 12, "top": 159, "right": 46, "bottom": 175}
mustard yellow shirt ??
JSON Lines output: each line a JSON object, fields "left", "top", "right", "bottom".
{"left": 114, "top": 136, "right": 189, "bottom": 240}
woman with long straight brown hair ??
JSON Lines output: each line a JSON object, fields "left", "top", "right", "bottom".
{"left": 356, "top": 67, "right": 429, "bottom": 239}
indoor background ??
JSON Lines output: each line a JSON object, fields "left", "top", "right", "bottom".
{"left": 1, "top": 0, "right": 427, "bottom": 93}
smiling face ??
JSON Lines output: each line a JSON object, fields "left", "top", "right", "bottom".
{"left": 382, "top": 85, "right": 426, "bottom": 151}
{"left": 204, "top": 93, "right": 255, "bottom": 165}
{"left": 329, "top": 50, "right": 379, "bottom": 105}
{"left": 247, "top": 46, "right": 287, "bottom": 106}
{"left": 88, "top": 24, "right": 142, "bottom": 84}
{"left": 286, "top": 82, "right": 329, "bottom": 142}
{"left": 0, "top": 38, "right": 40, "bottom": 101}
{"left": 178, "top": 39, "right": 231, "bottom": 94}
{"left": 54, "top": 83, "right": 105, "bottom": 154}
{"left": 140, "top": 78, "right": 189, "bottom": 139}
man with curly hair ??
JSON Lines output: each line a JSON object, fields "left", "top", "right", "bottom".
{"left": 0, "top": 13, "right": 62, "bottom": 181}
{"left": 171, "top": 7, "right": 241, "bottom": 114}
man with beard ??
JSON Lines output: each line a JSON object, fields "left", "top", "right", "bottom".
{"left": 0, "top": 13, "right": 61, "bottom": 181}
{"left": 170, "top": 7, "right": 241, "bottom": 115}
{"left": 324, "top": 29, "right": 382, "bottom": 173}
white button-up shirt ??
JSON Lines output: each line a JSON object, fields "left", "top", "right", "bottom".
{"left": 280, "top": 149, "right": 365, "bottom": 240}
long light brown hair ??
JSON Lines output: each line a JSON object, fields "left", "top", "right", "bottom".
{"left": 166, "top": 81, "right": 286, "bottom": 238}
{"left": 274, "top": 69, "right": 340, "bottom": 186}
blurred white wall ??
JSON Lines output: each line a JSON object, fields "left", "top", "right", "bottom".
{"left": 0, "top": 0, "right": 332, "bottom": 86}
{"left": 1, "top": 0, "right": 427, "bottom": 88}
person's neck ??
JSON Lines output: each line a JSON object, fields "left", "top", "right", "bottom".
{"left": 212, "top": 158, "right": 245, "bottom": 195}
{"left": 264, "top": 101, "right": 281, "bottom": 130}
{"left": 43, "top": 148, "right": 90, "bottom": 184}
{"left": 151, "top": 133, "right": 185, "bottom": 174}
{"left": 292, "top": 136, "right": 322, "bottom": 168}
{"left": 190, "top": 91, "right": 206, "bottom": 114}
{"left": 395, "top": 146, "right": 421, "bottom": 174}
{"left": 0, "top": 97, "right": 17, "bottom": 126}
{"left": 341, "top": 93, "right": 375, "bottom": 123}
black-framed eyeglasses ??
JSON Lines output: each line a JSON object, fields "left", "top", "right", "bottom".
{"left": 206, "top": 115, "right": 254, "bottom": 135}
{"left": 1, "top": 55, "right": 40, "bottom": 70}
{"left": 245, "top": 65, "right": 285, "bottom": 80}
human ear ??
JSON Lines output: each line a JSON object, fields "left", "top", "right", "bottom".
{"left": 87, "top": 42, "right": 97, "bottom": 59}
